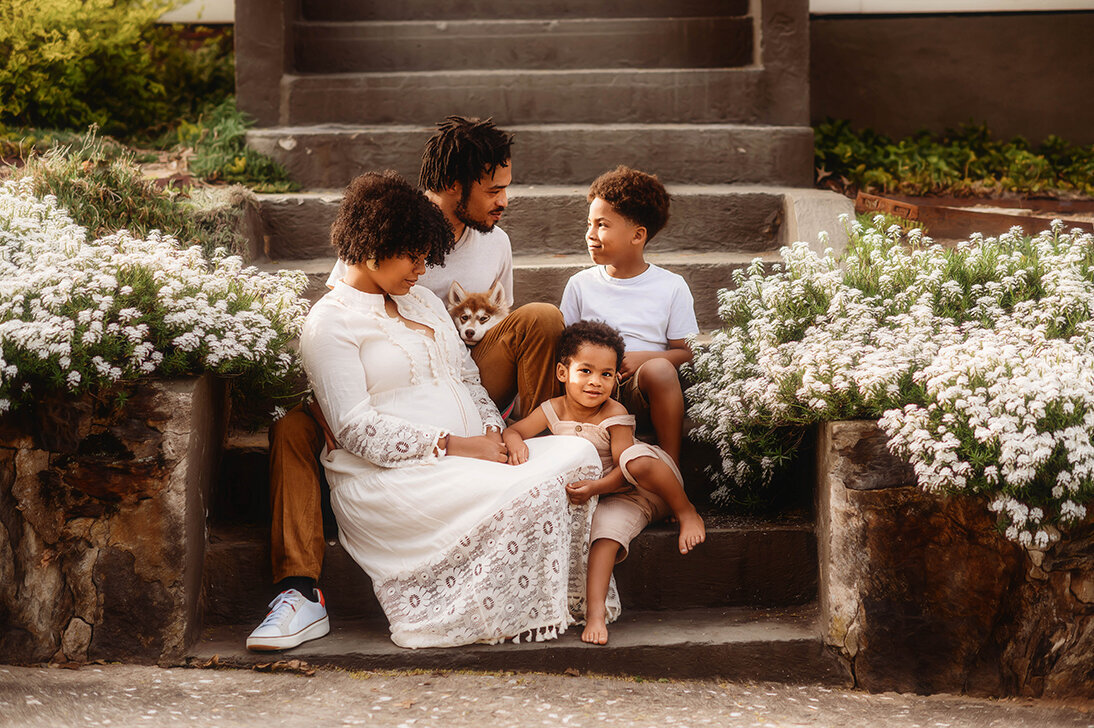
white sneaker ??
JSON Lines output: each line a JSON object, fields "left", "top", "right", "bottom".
{"left": 246, "top": 589, "right": 330, "bottom": 651}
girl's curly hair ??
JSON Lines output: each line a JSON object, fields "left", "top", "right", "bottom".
{"left": 331, "top": 171, "right": 455, "bottom": 266}
{"left": 557, "top": 320, "right": 625, "bottom": 370}
{"left": 587, "top": 165, "right": 671, "bottom": 241}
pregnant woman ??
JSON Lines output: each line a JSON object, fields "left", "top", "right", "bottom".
{"left": 300, "top": 171, "right": 614, "bottom": 648}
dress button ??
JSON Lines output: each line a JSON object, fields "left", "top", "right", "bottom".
{"left": 574, "top": 425, "right": 582, "bottom": 432}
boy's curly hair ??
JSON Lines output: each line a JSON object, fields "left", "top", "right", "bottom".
{"left": 587, "top": 165, "right": 671, "bottom": 241}
{"left": 418, "top": 116, "right": 513, "bottom": 198}
{"left": 331, "top": 171, "right": 455, "bottom": 266}
{"left": 557, "top": 320, "right": 625, "bottom": 370}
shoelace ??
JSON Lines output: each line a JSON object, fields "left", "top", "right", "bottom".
{"left": 258, "top": 591, "right": 300, "bottom": 628}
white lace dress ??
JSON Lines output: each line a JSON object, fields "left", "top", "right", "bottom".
{"left": 301, "top": 281, "right": 616, "bottom": 648}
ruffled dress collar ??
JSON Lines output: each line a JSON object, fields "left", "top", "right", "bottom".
{"left": 333, "top": 280, "right": 402, "bottom": 311}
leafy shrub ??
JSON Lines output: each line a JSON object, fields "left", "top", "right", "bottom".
{"left": 0, "top": 177, "right": 309, "bottom": 411}
{"left": 12, "top": 128, "right": 252, "bottom": 259}
{"left": 139, "top": 25, "right": 235, "bottom": 140}
{"left": 686, "top": 218, "right": 1094, "bottom": 546}
{"left": 0, "top": 0, "right": 233, "bottom": 139}
{"left": 815, "top": 120, "right": 1094, "bottom": 198}
{"left": 170, "top": 98, "right": 299, "bottom": 193}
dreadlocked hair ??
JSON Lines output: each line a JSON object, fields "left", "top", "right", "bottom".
{"left": 557, "top": 320, "right": 625, "bottom": 371}
{"left": 418, "top": 115, "right": 513, "bottom": 196}
{"left": 331, "top": 171, "right": 456, "bottom": 267}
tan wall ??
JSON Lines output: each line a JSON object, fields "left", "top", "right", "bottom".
{"left": 810, "top": 11, "right": 1094, "bottom": 144}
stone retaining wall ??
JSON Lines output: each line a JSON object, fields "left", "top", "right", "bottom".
{"left": 817, "top": 420, "right": 1094, "bottom": 699}
{"left": 0, "top": 376, "right": 226, "bottom": 664}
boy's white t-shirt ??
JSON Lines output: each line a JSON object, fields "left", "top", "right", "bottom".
{"left": 560, "top": 264, "right": 699, "bottom": 351}
{"left": 326, "top": 225, "right": 514, "bottom": 305}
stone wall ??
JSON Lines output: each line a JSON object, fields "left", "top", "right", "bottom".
{"left": 0, "top": 376, "right": 226, "bottom": 664}
{"left": 816, "top": 420, "right": 1094, "bottom": 699}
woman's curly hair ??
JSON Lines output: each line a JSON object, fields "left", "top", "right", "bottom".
{"left": 331, "top": 171, "right": 455, "bottom": 266}
{"left": 557, "top": 320, "right": 625, "bottom": 370}
{"left": 587, "top": 165, "right": 671, "bottom": 241}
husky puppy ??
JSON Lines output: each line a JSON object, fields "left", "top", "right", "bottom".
{"left": 446, "top": 280, "right": 509, "bottom": 346}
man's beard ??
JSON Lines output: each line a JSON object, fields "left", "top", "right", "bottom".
{"left": 455, "top": 196, "right": 499, "bottom": 234}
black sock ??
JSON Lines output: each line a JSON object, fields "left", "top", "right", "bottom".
{"left": 276, "top": 577, "right": 318, "bottom": 601}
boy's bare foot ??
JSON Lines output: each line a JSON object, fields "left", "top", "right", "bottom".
{"left": 582, "top": 614, "right": 609, "bottom": 645}
{"left": 678, "top": 509, "right": 706, "bottom": 554}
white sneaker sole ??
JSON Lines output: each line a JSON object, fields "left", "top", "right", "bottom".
{"left": 246, "top": 615, "right": 330, "bottom": 651}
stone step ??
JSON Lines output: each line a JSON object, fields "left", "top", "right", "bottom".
{"left": 281, "top": 68, "right": 775, "bottom": 126}
{"left": 246, "top": 123, "right": 815, "bottom": 188}
{"left": 294, "top": 17, "right": 753, "bottom": 73}
{"left": 213, "top": 420, "right": 744, "bottom": 531}
{"left": 193, "top": 605, "right": 849, "bottom": 685}
{"left": 255, "top": 184, "right": 787, "bottom": 261}
{"left": 301, "top": 0, "right": 749, "bottom": 22}
{"left": 203, "top": 518, "right": 818, "bottom": 625}
{"left": 256, "top": 251, "right": 779, "bottom": 331}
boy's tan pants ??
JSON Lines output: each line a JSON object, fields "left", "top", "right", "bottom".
{"left": 268, "top": 303, "right": 564, "bottom": 582}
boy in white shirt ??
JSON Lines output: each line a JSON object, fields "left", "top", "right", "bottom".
{"left": 560, "top": 166, "right": 698, "bottom": 464}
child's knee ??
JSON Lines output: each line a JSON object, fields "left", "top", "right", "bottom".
{"left": 636, "top": 358, "right": 681, "bottom": 394}
{"left": 626, "top": 455, "right": 657, "bottom": 480}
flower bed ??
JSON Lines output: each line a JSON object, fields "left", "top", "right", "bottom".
{"left": 0, "top": 177, "right": 308, "bottom": 412}
{"left": 686, "top": 217, "right": 1094, "bottom": 545}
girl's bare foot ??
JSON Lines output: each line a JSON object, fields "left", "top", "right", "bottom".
{"left": 582, "top": 614, "right": 609, "bottom": 645}
{"left": 678, "top": 510, "right": 706, "bottom": 554}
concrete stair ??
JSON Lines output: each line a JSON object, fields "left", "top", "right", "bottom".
{"left": 252, "top": 185, "right": 789, "bottom": 259}
{"left": 255, "top": 251, "right": 781, "bottom": 330}
{"left": 204, "top": 515, "right": 818, "bottom": 625}
{"left": 195, "top": 605, "right": 848, "bottom": 684}
{"left": 294, "top": 17, "right": 754, "bottom": 73}
{"left": 299, "top": 0, "right": 750, "bottom": 22}
{"left": 246, "top": 124, "right": 815, "bottom": 188}
{"left": 281, "top": 68, "right": 775, "bottom": 126}
{"left": 223, "top": 0, "right": 854, "bottom": 678}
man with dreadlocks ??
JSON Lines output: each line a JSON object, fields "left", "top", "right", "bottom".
{"left": 247, "top": 116, "right": 565, "bottom": 651}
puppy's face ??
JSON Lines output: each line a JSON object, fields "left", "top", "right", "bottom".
{"left": 446, "top": 281, "right": 509, "bottom": 346}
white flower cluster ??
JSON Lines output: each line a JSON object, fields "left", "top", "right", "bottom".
{"left": 0, "top": 178, "right": 309, "bottom": 410}
{"left": 687, "top": 216, "right": 1094, "bottom": 544}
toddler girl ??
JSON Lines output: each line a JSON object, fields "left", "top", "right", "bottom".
{"left": 503, "top": 320, "right": 705, "bottom": 644}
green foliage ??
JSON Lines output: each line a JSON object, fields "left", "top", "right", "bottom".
{"left": 169, "top": 98, "right": 299, "bottom": 193}
{"left": 12, "top": 127, "right": 250, "bottom": 259}
{"left": 815, "top": 120, "right": 1094, "bottom": 198}
{"left": 138, "top": 25, "right": 235, "bottom": 140}
{"left": 0, "top": 0, "right": 234, "bottom": 139}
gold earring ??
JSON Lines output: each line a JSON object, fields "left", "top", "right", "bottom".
{"left": 365, "top": 259, "right": 380, "bottom": 271}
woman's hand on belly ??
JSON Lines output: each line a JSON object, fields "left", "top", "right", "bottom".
{"left": 446, "top": 434, "right": 508, "bottom": 463}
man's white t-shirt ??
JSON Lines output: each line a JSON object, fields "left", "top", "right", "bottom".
{"left": 559, "top": 264, "right": 699, "bottom": 351}
{"left": 326, "top": 225, "right": 514, "bottom": 305}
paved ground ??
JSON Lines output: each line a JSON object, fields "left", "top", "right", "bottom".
{"left": 1, "top": 664, "right": 1091, "bottom": 728}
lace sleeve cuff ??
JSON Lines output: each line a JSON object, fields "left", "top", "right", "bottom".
{"left": 337, "top": 415, "right": 446, "bottom": 468}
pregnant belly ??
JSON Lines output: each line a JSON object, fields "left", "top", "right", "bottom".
{"left": 374, "top": 380, "right": 484, "bottom": 438}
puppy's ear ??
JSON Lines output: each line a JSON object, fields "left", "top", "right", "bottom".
{"left": 488, "top": 280, "right": 507, "bottom": 307}
{"left": 447, "top": 281, "right": 468, "bottom": 308}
